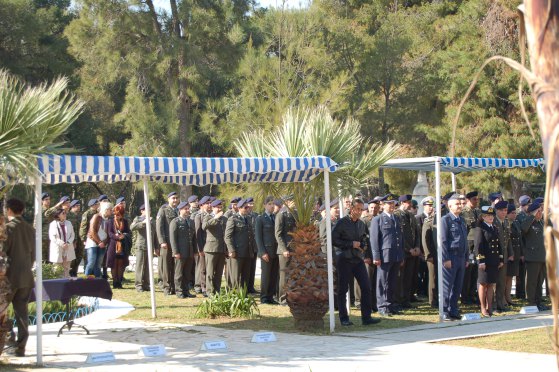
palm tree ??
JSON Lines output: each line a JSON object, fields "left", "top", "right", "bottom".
{"left": 0, "top": 70, "right": 83, "bottom": 188}
{"left": 236, "top": 106, "right": 400, "bottom": 330}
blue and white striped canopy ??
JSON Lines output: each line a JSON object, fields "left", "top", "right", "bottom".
{"left": 36, "top": 155, "right": 338, "bottom": 185}
{"left": 382, "top": 156, "right": 545, "bottom": 174}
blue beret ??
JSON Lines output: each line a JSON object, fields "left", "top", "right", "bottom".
{"left": 237, "top": 198, "right": 248, "bottom": 208}
{"left": 187, "top": 195, "right": 198, "bottom": 203}
{"left": 381, "top": 194, "right": 398, "bottom": 203}
{"left": 98, "top": 194, "right": 109, "bottom": 201}
{"left": 442, "top": 192, "right": 456, "bottom": 201}
{"left": 69, "top": 200, "right": 80, "bottom": 208}
{"left": 448, "top": 193, "right": 461, "bottom": 201}
{"left": 488, "top": 192, "right": 502, "bottom": 201}
{"left": 527, "top": 202, "right": 541, "bottom": 213}
{"left": 59, "top": 196, "right": 70, "bottom": 203}
{"left": 209, "top": 196, "right": 217, "bottom": 202}
{"left": 116, "top": 196, "right": 125, "bottom": 205}
{"left": 177, "top": 201, "right": 189, "bottom": 210}
{"left": 41, "top": 192, "right": 50, "bottom": 200}
{"left": 481, "top": 206, "right": 495, "bottom": 215}
{"left": 246, "top": 197, "right": 254, "bottom": 203}
{"left": 231, "top": 197, "right": 242, "bottom": 203}
{"left": 139, "top": 204, "right": 145, "bottom": 211}
{"left": 330, "top": 198, "right": 339, "bottom": 208}
{"left": 519, "top": 195, "right": 531, "bottom": 206}
{"left": 274, "top": 199, "right": 283, "bottom": 207}
{"left": 494, "top": 201, "right": 508, "bottom": 210}
{"left": 199, "top": 196, "right": 211, "bottom": 205}
{"left": 465, "top": 191, "right": 478, "bottom": 199}
{"left": 507, "top": 204, "right": 516, "bottom": 214}
{"left": 167, "top": 191, "right": 177, "bottom": 199}
{"left": 369, "top": 196, "right": 382, "bottom": 204}
{"left": 398, "top": 194, "right": 412, "bottom": 202}
{"left": 87, "top": 198, "right": 98, "bottom": 207}
{"left": 211, "top": 199, "right": 223, "bottom": 207}
{"left": 534, "top": 197, "right": 544, "bottom": 204}
{"left": 319, "top": 204, "right": 326, "bottom": 212}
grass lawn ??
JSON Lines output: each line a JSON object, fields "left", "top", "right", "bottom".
{"left": 439, "top": 327, "right": 556, "bottom": 354}
{"left": 112, "top": 272, "right": 550, "bottom": 334}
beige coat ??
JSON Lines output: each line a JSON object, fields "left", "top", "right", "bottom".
{"left": 49, "top": 220, "right": 76, "bottom": 263}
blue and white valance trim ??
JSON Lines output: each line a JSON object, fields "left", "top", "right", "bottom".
{"left": 37, "top": 155, "right": 339, "bottom": 185}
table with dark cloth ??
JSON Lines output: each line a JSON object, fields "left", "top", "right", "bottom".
{"left": 29, "top": 278, "right": 113, "bottom": 304}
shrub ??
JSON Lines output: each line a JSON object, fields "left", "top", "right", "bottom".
{"left": 37, "top": 262, "right": 64, "bottom": 279}
{"left": 196, "top": 287, "right": 259, "bottom": 319}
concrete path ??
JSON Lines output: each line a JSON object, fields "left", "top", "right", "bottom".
{"left": 1, "top": 299, "right": 555, "bottom": 371}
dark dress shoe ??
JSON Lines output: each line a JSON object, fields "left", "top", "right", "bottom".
{"left": 537, "top": 304, "right": 550, "bottom": 311}
{"left": 185, "top": 292, "right": 196, "bottom": 298}
{"left": 443, "top": 313, "right": 457, "bottom": 321}
{"left": 362, "top": 318, "right": 381, "bottom": 325}
{"left": 410, "top": 296, "right": 419, "bottom": 303}
{"left": 450, "top": 313, "right": 462, "bottom": 320}
{"left": 401, "top": 302, "right": 412, "bottom": 309}
{"left": 340, "top": 320, "right": 354, "bottom": 326}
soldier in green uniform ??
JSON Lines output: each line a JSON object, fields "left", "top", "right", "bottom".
{"left": 225, "top": 198, "right": 257, "bottom": 289}
{"left": 494, "top": 200, "right": 513, "bottom": 312}
{"left": 169, "top": 201, "right": 197, "bottom": 298}
{"left": 130, "top": 204, "right": 155, "bottom": 292}
{"left": 506, "top": 204, "right": 522, "bottom": 305}
{"left": 224, "top": 197, "right": 241, "bottom": 219}
{"left": 156, "top": 191, "right": 180, "bottom": 295}
{"left": 39, "top": 192, "right": 52, "bottom": 263}
{"left": 274, "top": 195, "right": 297, "bottom": 304}
{"left": 394, "top": 195, "right": 420, "bottom": 308}
{"left": 191, "top": 195, "right": 208, "bottom": 295}
{"left": 421, "top": 197, "right": 438, "bottom": 307}
{"left": 460, "top": 191, "right": 481, "bottom": 304}
{"left": 255, "top": 196, "right": 280, "bottom": 304}
{"left": 515, "top": 195, "right": 531, "bottom": 299}
{"left": 246, "top": 197, "right": 259, "bottom": 294}
{"left": 67, "top": 200, "right": 83, "bottom": 277}
{"left": 319, "top": 199, "right": 340, "bottom": 254}
{"left": 520, "top": 202, "right": 548, "bottom": 310}
{"left": 202, "top": 199, "right": 228, "bottom": 294}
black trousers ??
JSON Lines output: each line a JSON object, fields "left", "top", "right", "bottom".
{"left": 402, "top": 255, "right": 418, "bottom": 303}
{"left": 516, "top": 260, "right": 526, "bottom": 298}
{"left": 248, "top": 254, "right": 257, "bottom": 291}
{"left": 354, "top": 263, "right": 377, "bottom": 310}
{"left": 8, "top": 287, "right": 32, "bottom": 352}
{"left": 337, "top": 257, "right": 372, "bottom": 321}
{"left": 377, "top": 261, "right": 399, "bottom": 312}
{"left": 260, "top": 255, "right": 279, "bottom": 301}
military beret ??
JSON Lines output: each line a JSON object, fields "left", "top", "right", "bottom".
{"left": 139, "top": 204, "right": 145, "bottom": 211}
{"left": 448, "top": 194, "right": 461, "bottom": 201}
{"left": 534, "top": 197, "right": 544, "bottom": 204}
{"left": 167, "top": 191, "right": 177, "bottom": 199}
{"left": 363, "top": 203, "right": 369, "bottom": 210}
{"left": 488, "top": 192, "right": 502, "bottom": 202}
{"left": 282, "top": 194, "right": 294, "bottom": 201}
{"left": 330, "top": 198, "right": 339, "bottom": 208}
{"left": 507, "top": 204, "right": 516, "bottom": 214}
{"left": 211, "top": 199, "right": 223, "bottom": 207}
{"left": 481, "top": 206, "right": 495, "bottom": 215}
{"left": 116, "top": 196, "right": 125, "bottom": 205}
{"left": 177, "top": 201, "right": 189, "bottom": 210}
{"left": 381, "top": 194, "right": 398, "bottom": 203}
{"left": 442, "top": 192, "right": 456, "bottom": 201}
{"left": 465, "top": 191, "right": 478, "bottom": 199}
{"left": 527, "top": 202, "right": 541, "bottom": 213}
{"left": 87, "top": 198, "right": 98, "bottom": 207}
{"left": 494, "top": 200, "right": 508, "bottom": 210}
{"left": 369, "top": 196, "right": 382, "bottom": 204}
{"left": 209, "top": 196, "right": 217, "bottom": 203}
{"left": 41, "top": 192, "right": 50, "bottom": 200}
{"left": 237, "top": 198, "right": 248, "bottom": 208}
{"left": 421, "top": 196, "right": 434, "bottom": 205}
{"left": 519, "top": 195, "right": 531, "bottom": 206}
{"left": 199, "top": 196, "right": 211, "bottom": 205}
{"left": 59, "top": 196, "right": 70, "bottom": 203}
{"left": 398, "top": 194, "right": 412, "bottom": 202}
{"left": 274, "top": 199, "right": 283, "bottom": 207}
{"left": 246, "top": 197, "right": 254, "bottom": 203}
{"left": 231, "top": 197, "right": 242, "bottom": 203}
{"left": 412, "top": 200, "right": 418, "bottom": 207}
{"left": 187, "top": 195, "right": 198, "bottom": 203}
{"left": 318, "top": 204, "right": 326, "bottom": 212}
{"left": 69, "top": 200, "right": 80, "bottom": 208}
{"left": 98, "top": 194, "right": 109, "bottom": 202}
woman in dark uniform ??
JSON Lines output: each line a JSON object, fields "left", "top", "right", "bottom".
{"left": 506, "top": 204, "right": 522, "bottom": 306}
{"left": 474, "top": 206, "right": 504, "bottom": 316}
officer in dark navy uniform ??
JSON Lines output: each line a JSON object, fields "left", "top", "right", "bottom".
{"left": 370, "top": 194, "right": 404, "bottom": 316}
{"left": 440, "top": 194, "right": 468, "bottom": 320}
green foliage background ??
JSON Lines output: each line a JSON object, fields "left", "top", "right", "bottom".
{"left": 0, "top": 0, "right": 544, "bottom": 206}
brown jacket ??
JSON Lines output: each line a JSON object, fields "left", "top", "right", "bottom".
{"left": 87, "top": 214, "right": 109, "bottom": 245}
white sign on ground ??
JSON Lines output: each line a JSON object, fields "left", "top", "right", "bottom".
{"left": 461, "top": 313, "right": 482, "bottom": 321}
{"left": 200, "top": 340, "right": 227, "bottom": 351}
{"left": 85, "top": 352, "right": 116, "bottom": 364}
{"left": 251, "top": 332, "right": 277, "bottom": 343}
{"left": 139, "top": 344, "right": 166, "bottom": 357}
{"left": 519, "top": 306, "right": 539, "bottom": 314}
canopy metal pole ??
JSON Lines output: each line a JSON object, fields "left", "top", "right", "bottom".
{"left": 451, "top": 173, "right": 457, "bottom": 191}
{"left": 435, "top": 158, "right": 444, "bottom": 322}
{"left": 34, "top": 175, "right": 43, "bottom": 366}
{"left": 143, "top": 179, "right": 157, "bottom": 318}
{"left": 324, "top": 170, "right": 335, "bottom": 333}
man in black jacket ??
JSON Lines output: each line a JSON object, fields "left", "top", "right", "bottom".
{"left": 332, "top": 198, "right": 380, "bottom": 326}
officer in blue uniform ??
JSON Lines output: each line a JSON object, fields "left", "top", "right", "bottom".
{"left": 370, "top": 194, "right": 404, "bottom": 316}
{"left": 440, "top": 194, "right": 468, "bottom": 320}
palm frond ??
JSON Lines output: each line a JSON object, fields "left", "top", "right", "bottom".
{"left": 0, "top": 70, "right": 83, "bottom": 181}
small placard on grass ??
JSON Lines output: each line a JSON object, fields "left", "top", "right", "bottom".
{"left": 519, "top": 306, "right": 539, "bottom": 314}
{"left": 200, "top": 340, "right": 227, "bottom": 351}
{"left": 461, "top": 313, "right": 482, "bottom": 321}
{"left": 251, "top": 332, "right": 277, "bottom": 343}
{"left": 139, "top": 344, "right": 166, "bottom": 357}
{"left": 86, "top": 352, "right": 116, "bottom": 364}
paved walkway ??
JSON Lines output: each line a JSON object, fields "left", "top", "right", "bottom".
{"left": 1, "top": 299, "right": 555, "bottom": 371}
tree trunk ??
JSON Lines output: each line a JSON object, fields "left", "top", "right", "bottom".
{"left": 522, "top": 1, "right": 559, "bottom": 365}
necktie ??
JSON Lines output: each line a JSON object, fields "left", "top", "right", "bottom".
{"left": 60, "top": 222, "right": 67, "bottom": 243}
